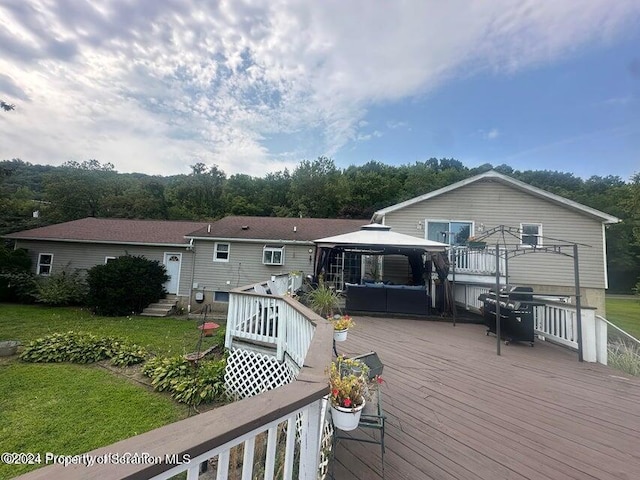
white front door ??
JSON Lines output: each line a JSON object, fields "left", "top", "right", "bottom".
{"left": 163, "top": 252, "right": 182, "bottom": 294}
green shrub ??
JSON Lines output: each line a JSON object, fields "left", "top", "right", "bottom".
{"left": 35, "top": 269, "right": 87, "bottom": 306}
{"left": 0, "top": 270, "right": 37, "bottom": 302}
{"left": 142, "top": 355, "right": 227, "bottom": 406}
{"left": 608, "top": 343, "right": 640, "bottom": 376}
{"left": 303, "top": 280, "right": 342, "bottom": 317}
{"left": 20, "top": 331, "right": 147, "bottom": 366}
{"left": 86, "top": 255, "right": 169, "bottom": 316}
{"left": 0, "top": 246, "right": 36, "bottom": 302}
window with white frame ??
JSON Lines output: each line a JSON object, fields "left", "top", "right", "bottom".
{"left": 521, "top": 223, "right": 542, "bottom": 247}
{"left": 263, "top": 246, "right": 284, "bottom": 265}
{"left": 37, "top": 253, "right": 53, "bottom": 276}
{"left": 104, "top": 256, "right": 116, "bottom": 263}
{"left": 213, "top": 243, "right": 230, "bottom": 262}
{"left": 426, "top": 220, "right": 473, "bottom": 246}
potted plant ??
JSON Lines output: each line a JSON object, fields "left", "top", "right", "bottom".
{"left": 304, "top": 279, "right": 342, "bottom": 317}
{"left": 328, "top": 357, "right": 367, "bottom": 431}
{"left": 330, "top": 314, "right": 354, "bottom": 342}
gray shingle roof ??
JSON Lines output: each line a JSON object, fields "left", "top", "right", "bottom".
{"left": 188, "top": 216, "right": 368, "bottom": 242}
{"left": 5, "top": 217, "right": 208, "bottom": 245}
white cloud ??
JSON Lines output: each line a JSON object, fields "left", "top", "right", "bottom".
{"left": 486, "top": 128, "right": 500, "bottom": 140}
{"left": 0, "top": 0, "right": 639, "bottom": 175}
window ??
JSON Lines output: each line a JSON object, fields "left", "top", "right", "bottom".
{"left": 214, "top": 291, "right": 230, "bottom": 302}
{"left": 263, "top": 246, "right": 284, "bottom": 265}
{"left": 37, "top": 253, "right": 53, "bottom": 276}
{"left": 426, "top": 220, "right": 473, "bottom": 246}
{"left": 214, "top": 243, "right": 230, "bottom": 262}
{"left": 105, "top": 256, "right": 116, "bottom": 263}
{"left": 521, "top": 224, "right": 542, "bottom": 247}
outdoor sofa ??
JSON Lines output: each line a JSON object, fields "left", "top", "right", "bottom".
{"left": 345, "top": 282, "right": 431, "bottom": 316}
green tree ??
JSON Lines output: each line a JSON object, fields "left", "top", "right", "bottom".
{"left": 288, "top": 157, "right": 343, "bottom": 218}
{"left": 44, "top": 160, "right": 117, "bottom": 221}
{"left": 166, "top": 163, "right": 226, "bottom": 219}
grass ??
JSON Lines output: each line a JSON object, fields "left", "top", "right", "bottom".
{"left": 605, "top": 296, "right": 640, "bottom": 340}
{"left": 0, "top": 304, "right": 222, "bottom": 356}
{"left": 0, "top": 362, "right": 186, "bottom": 478}
{"left": 0, "top": 304, "right": 226, "bottom": 478}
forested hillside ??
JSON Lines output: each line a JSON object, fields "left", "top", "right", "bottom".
{"left": 1, "top": 157, "right": 638, "bottom": 292}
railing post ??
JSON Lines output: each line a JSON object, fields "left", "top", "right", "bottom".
{"left": 225, "top": 293, "right": 236, "bottom": 350}
{"left": 581, "top": 308, "right": 596, "bottom": 362}
{"left": 276, "top": 298, "right": 286, "bottom": 361}
{"left": 595, "top": 315, "right": 608, "bottom": 365}
{"left": 298, "top": 398, "right": 323, "bottom": 480}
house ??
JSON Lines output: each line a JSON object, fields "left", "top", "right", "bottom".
{"left": 4, "top": 218, "right": 208, "bottom": 300}
{"left": 5, "top": 215, "right": 366, "bottom": 312}
{"left": 185, "top": 216, "right": 366, "bottom": 307}
{"left": 371, "top": 170, "right": 620, "bottom": 314}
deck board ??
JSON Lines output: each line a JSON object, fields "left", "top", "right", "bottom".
{"left": 331, "top": 316, "right": 640, "bottom": 480}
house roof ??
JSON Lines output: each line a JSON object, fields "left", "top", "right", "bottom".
{"left": 315, "top": 223, "right": 448, "bottom": 251}
{"left": 187, "top": 216, "right": 368, "bottom": 243}
{"left": 373, "top": 170, "right": 621, "bottom": 224}
{"left": 5, "top": 217, "right": 208, "bottom": 246}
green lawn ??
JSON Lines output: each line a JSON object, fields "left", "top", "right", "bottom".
{"left": 0, "top": 304, "right": 225, "bottom": 478}
{"left": 605, "top": 296, "right": 640, "bottom": 340}
{"left": 0, "top": 304, "right": 222, "bottom": 356}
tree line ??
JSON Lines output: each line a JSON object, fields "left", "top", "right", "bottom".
{"left": 0, "top": 156, "right": 638, "bottom": 292}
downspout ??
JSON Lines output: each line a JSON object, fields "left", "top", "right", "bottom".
{"left": 188, "top": 239, "right": 196, "bottom": 314}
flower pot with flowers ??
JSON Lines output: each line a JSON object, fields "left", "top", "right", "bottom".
{"left": 328, "top": 356, "right": 367, "bottom": 431}
{"left": 331, "top": 314, "right": 354, "bottom": 342}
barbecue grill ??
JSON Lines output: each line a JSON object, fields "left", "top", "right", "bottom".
{"left": 478, "top": 286, "right": 538, "bottom": 346}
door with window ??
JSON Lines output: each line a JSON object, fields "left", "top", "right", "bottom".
{"left": 163, "top": 253, "right": 182, "bottom": 294}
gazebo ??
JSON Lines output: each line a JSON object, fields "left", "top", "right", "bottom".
{"left": 314, "top": 224, "right": 448, "bottom": 315}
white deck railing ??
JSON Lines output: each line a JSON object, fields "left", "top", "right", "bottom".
{"left": 18, "top": 282, "right": 332, "bottom": 480}
{"left": 450, "top": 247, "right": 506, "bottom": 275}
{"left": 533, "top": 301, "right": 607, "bottom": 364}
{"left": 226, "top": 287, "right": 314, "bottom": 367}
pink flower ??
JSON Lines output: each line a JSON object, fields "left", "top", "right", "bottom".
{"left": 332, "top": 388, "right": 339, "bottom": 397}
{"left": 343, "top": 398, "right": 352, "bottom": 407}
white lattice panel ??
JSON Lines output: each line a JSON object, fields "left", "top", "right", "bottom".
{"left": 225, "top": 348, "right": 296, "bottom": 400}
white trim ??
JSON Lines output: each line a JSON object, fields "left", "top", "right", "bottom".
{"left": 520, "top": 223, "right": 543, "bottom": 247}
{"left": 602, "top": 224, "right": 609, "bottom": 290}
{"left": 37, "top": 252, "right": 53, "bottom": 276}
{"left": 186, "top": 236, "right": 315, "bottom": 245}
{"left": 425, "top": 219, "right": 475, "bottom": 245}
{"left": 214, "top": 242, "right": 230, "bottom": 262}
{"left": 373, "top": 170, "right": 620, "bottom": 224}
{"left": 163, "top": 252, "right": 183, "bottom": 295}
{"left": 263, "top": 246, "right": 285, "bottom": 266}
{"left": 104, "top": 256, "right": 116, "bottom": 263}
{"left": 9, "top": 237, "right": 190, "bottom": 248}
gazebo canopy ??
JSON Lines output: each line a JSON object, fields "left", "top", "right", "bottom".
{"left": 314, "top": 223, "right": 448, "bottom": 252}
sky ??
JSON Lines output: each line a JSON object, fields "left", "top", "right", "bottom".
{"left": 1, "top": 1, "right": 639, "bottom": 181}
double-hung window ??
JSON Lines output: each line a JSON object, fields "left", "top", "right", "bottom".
{"left": 37, "top": 253, "right": 53, "bottom": 276}
{"left": 214, "top": 243, "right": 230, "bottom": 262}
{"left": 263, "top": 246, "right": 284, "bottom": 265}
{"left": 521, "top": 223, "right": 542, "bottom": 247}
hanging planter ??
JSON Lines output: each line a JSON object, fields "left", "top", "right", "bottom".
{"left": 330, "top": 399, "right": 366, "bottom": 431}
{"left": 334, "top": 328, "right": 348, "bottom": 342}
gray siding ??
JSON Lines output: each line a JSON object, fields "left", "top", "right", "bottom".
{"left": 14, "top": 240, "right": 195, "bottom": 297}
{"left": 382, "top": 179, "right": 608, "bottom": 289}
{"left": 191, "top": 240, "right": 315, "bottom": 294}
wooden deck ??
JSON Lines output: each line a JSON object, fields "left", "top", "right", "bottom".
{"left": 331, "top": 315, "right": 640, "bottom": 480}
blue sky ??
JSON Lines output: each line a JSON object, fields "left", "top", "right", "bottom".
{"left": 1, "top": 1, "right": 639, "bottom": 180}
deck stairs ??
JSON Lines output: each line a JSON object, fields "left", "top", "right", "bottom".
{"left": 140, "top": 294, "right": 178, "bottom": 317}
